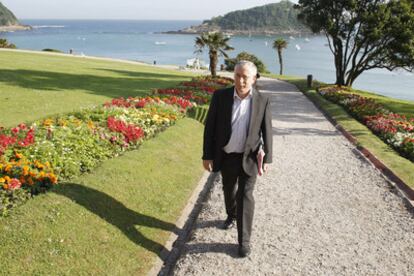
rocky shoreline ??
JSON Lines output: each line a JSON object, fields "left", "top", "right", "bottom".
{"left": 164, "top": 25, "right": 311, "bottom": 36}
{"left": 0, "top": 25, "right": 32, "bottom": 32}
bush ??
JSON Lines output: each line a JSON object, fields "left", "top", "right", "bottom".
{"left": 225, "top": 51, "right": 268, "bottom": 73}
{"left": 0, "top": 38, "right": 16, "bottom": 49}
{"left": 42, "top": 48, "right": 63, "bottom": 53}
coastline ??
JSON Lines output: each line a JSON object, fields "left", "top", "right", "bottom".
{"left": 0, "top": 25, "right": 32, "bottom": 32}
{"left": 164, "top": 28, "right": 312, "bottom": 36}
{"left": 0, "top": 48, "right": 210, "bottom": 74}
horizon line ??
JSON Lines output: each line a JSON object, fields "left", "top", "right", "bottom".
{"left": 19, "top": 18, "right": 205, "bottom": 21}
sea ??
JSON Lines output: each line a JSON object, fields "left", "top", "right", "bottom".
{"left": 3, "top": 19, "right": 414, "bottom": 101}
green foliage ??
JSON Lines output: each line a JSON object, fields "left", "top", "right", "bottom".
{"left": 0, "top": 188, "right": 31, "bottom": 217}
{"left": 187, "top": 105, "right": 209, "bottom": 124}
{"left": 296, "top": 0, "right": 414, "bottom": 86}
{"left": 194, "top": 32, "right": 234, "bottom": 77}
{"left": 42, "top": 48, "right": 63, "bottom": 53}
{"left": 225, "top": 51, "right": 268, "bottom": 73}
{"left": 0, "top": 2, "right": 19, "bottom": 26}
{"left": 203, "top": 0, "right": 309, "bottom": 32}
{"left": 0, "top": 38, "right": 16, "bottom": 49}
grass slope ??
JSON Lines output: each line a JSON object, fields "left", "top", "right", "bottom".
{"left": 0, "top": 50, "right": 205, "bottom": 274}
{"left": 0, "top": 118, "right": 204, "bottom": 275}
{"left": 0, "top": 50, "right": 196, "bottom": 127}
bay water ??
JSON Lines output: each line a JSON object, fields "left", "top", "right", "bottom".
{"left": 3, "top": 19, "right": 413, "bottom": 101}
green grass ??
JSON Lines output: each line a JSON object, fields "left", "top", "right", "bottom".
{"left": 0, "top": 50, "right": 205, "bottom": 274}
{"left": 0, "top": 118, "right": 204, "bottom": 275}
{"left": 266, "top": 73, "right": 414, "bottom": 189}
{"left": 0, "top": 50, "right": 196, "bottom": 127}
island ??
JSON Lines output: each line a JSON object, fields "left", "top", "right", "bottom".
{"left": 166, "top": 0, "right": 311, "bottom": 35}
{"left": 0, "top": 2, "right": 31, "bottom": 32}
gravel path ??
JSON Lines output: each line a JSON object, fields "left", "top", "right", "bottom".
{"left": 172, "top": 78, "right": 414, "bottom": 275}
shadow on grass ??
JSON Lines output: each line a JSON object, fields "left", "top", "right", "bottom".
{"left": 0, "top": 69, "right": 189, "bottom": 99}
{"left": 53, "top": 183, "right": 178, "bottom": 260}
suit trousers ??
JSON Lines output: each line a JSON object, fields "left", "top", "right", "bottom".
{"left": 220, "top": 151, "right": 257, "bottom": 247}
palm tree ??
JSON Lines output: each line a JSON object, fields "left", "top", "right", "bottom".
{"left": 194, "top": 32, "right": 234, "bottom": 77}
{"left": 272, "top": 38, "right": 288, "bottom": 75}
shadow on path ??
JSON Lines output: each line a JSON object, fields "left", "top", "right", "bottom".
{"left": 53, "top": 183, "right": 178, "bottom": 260}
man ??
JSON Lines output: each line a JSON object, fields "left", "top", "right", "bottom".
{"left": 202, "top": 60, "right": 273, "bottom": 258}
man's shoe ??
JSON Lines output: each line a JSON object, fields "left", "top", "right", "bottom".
{"left": 238, "top": 244, "right": 251, "bottom": 258}
{"left": 220, "top": 217, "right": 235, "bottom": 230}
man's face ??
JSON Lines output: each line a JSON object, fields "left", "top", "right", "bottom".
{"left": 234, "top": 66, "right": 256, "bottom": 95}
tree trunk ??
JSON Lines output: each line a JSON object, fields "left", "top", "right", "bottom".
{"left": 209, "top": 52, "right": 217, "bottom": 77}
{"left": 278, "top": 50, "right": 283, "bottom": 75}
{"left": 333, "top": 38, "right": 345, "bottom": 86}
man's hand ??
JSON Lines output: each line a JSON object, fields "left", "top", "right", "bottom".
{"left": 202, "top": 160, "right": 213, "bottom": 172}
{"left": 263, "top": 163, "right": 268, "bottom": 173}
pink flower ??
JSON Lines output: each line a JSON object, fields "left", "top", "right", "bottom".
{"left": 9, "top": 178, "right": 22, "bottom": 190}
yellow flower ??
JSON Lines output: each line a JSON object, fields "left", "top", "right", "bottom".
{"left": 0, "top": 177, "right": 5, "bottom": 183}
{"left": 43, "top": 118, "right": 54, "bottom": 127}
{"left": 87, "top": 120, "right": 95, "bottom": 129}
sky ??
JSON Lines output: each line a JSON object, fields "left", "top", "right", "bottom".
{"left": 2, "top": 0, "right": 297, "bottom": 20}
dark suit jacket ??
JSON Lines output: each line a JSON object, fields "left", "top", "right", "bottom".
{"left": 202, "top": 86, "right": 273, "bottom": 176}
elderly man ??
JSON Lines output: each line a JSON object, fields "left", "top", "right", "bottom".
{"left": 202, "top": 60, "right": 273, "bottom": 257}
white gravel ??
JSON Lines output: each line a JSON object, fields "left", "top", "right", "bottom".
{"left": 172, "top": 78, "right": 414, "bottom": 275}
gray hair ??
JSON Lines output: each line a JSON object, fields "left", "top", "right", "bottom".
{"left": 234, "top": 60, "right": 258, "bottom": 77}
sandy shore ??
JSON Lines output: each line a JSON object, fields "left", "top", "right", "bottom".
{"left": 0, "top": 25, "right": 32, "bottom": 32}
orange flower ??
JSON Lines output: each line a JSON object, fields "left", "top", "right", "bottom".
{"left": 15, "top": 152, "right": 23, "bottom": 159}
{"left": 4, "top": 176, "right": 11, "bottom": 183}
{"left": 4, "top": 164, "right": 12, "bottom": 173}
{"left": 22, "top": 166, "right": 30, "bottom": 176}
{"left": 2, "top": 184, "right": 8, "bottom": 190}
{"left": 27, "top": 178, "right": 34, "bottom": 186}
{"left": 48, "top": 173, "right": 58, "bottom": 184}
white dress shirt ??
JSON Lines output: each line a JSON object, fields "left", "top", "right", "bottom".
{"left": 223, "top": 88, "right": 253, "bottom": 153}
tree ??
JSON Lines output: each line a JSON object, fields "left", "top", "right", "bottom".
{"left": 194, "top": 32, "right": 234, "bottom": 77}
{"left": 272, "top": 38, "right": 288, "bottom": 75}
{"left": 224, "top": 51, "right": 269, "bottom": 73}
{"left": 0, "top": 38, "right": 16, "bottom": 49}
{"left": 295, "top": 0, "right": 414, "bottom": 86}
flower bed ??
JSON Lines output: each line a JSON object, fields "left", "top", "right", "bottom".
{"left": 0, "top": 75, "right": 232, "bottom": 216}
{"left": 318, "top": 85, "right": 414, "bottom": 162}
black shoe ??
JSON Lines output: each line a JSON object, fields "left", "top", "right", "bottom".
{"left": 238, "top": 244, "right": 251, "bottom": 258}
{"left": 220, "top": 217, "right": 235, "bottom": 230}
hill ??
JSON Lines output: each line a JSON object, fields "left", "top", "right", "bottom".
{"left": 168, "top": 0, "right": 310, "bottom": 35}
{"left": 0, "top": 2, "right": 31, "bottom": 31}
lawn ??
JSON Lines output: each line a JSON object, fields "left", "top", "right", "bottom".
{"left": 265, "top": 73, "right": 414, "bottom": 189}
{"left": 0, "top": 50, "right": 205, "bottom": 274}
{"left": 0, "top": 49, "right": 196, "bottom": 127}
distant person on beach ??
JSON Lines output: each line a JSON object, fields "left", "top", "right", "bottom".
{"left": 202, "top": 60, "right": 273, "bottom": 258}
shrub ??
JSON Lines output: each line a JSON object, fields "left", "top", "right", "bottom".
{"left": 225, "top": 51, "right": 268, "bottom": 73}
